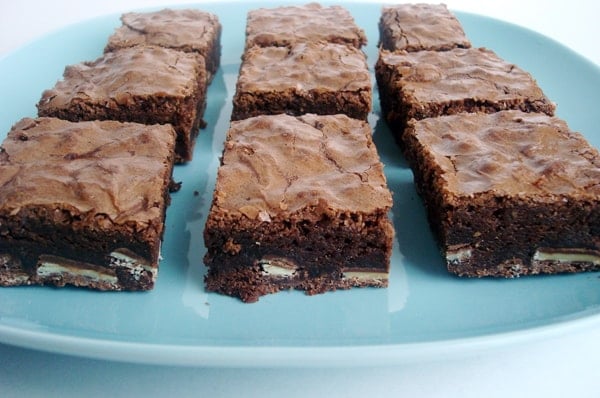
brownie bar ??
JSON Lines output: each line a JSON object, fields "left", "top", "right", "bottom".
{"left": 379, "top": 4, "right": 471, "bottom": 52}
{"left": 375, "top": 47, "right": 556, "bottom": 142}
{"left": 37, "top": 45, "right": 206, "bottom": 163}
{"left": 403, "top": 111, "right": 600, "bottom": 277}
{"left": 245, "top": 3, "right": 366, "bottom": 50}
{"left": 203, "top": 114, "right": 394, "bottom": 302}
{"left": 105, "top": 8, "right": 221, "bottom": 83}
{"left": 0, "top": 117, "right": 176, "bottom": 290}
{"left": 231, "top": 42, "right": 372, "bottom": 121}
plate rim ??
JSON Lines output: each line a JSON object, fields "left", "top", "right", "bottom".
{"left": 0, "top": 2, "right": 599, "bottom": 367}
{"left": 2, "top": 311, "right": 600, "bottom": 367}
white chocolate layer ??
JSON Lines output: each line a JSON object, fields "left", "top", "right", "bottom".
{"left": 259, "top": 256, "right": 298, "bottom": 278}
{"left": 533, "top": 249, "right": 600, "bottom": 265}
{"left": 37, "top": 256, "right": 118, "bottom": 285}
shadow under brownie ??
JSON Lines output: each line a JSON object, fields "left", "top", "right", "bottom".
{"left": 203, "top": 114, "right": 394, "bottom": 302}
{"left": 0, "top": 117, "right": 176, "bottom": 290}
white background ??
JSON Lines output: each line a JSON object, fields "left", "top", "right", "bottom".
{"left": 1, "top": 1, "right": 599, "bottom": 397}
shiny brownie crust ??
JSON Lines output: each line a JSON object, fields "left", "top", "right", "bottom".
{"left": 379, "top": 3, "right": 471, "bottom": 52}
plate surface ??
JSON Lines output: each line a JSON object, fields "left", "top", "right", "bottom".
{"left": 0, "top": 2, "right": 599, "bottom": 367}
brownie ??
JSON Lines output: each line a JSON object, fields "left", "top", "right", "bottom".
{"left": 245, "top": 3, "right": 366, "bottom": 50}
{"left": 403, "top": 111, "right": 600, "bottom": 277}
{"left": 37, "top": 45, "right": 206, "bottom": 163}
{"left": 231, "top": 42, "right": 372, "bottom": 121}
{"left": 105, "top": 8, "right": 221, "bottom": 83}
{"left": 375, "top": 47, "right": 556, "bottom": 142}
{"left": 203, "top": 114, "right": 394, "bottom": 302}
{"left": 379, "top": 3, "right": 471, "bottom": 52}
{"left": 0, "top": 117, "right": 176, "bottom": 290}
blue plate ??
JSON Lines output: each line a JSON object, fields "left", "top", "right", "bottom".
{"left": 0, "top": 2, "right": 599, "bottom": 367}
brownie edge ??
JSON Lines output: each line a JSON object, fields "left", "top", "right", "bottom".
{"left": 245, "top": 3, "right": 367, "bottom": 49}
{"left": 37, "top": 45, "right": 207, "bottom": 163}
{"left": 0, "top": 117, "right": 176, "bottom": 290}
{"left": 375, "top": 47, "right": 556, "bottom": 143}
{"left": 105, "top": 8, "right": 222, "bottom": 82}
{"left": 379, "top": 4, "right": 471, "bottom": 52}
{"left": 403, "top": 111, "right": 600, "bottom": 278}
{"left": 231, "top": 42, "right": 372, "bottom": 121}
{"left": 203, "top": 114, "right": 394, "bottom": 302}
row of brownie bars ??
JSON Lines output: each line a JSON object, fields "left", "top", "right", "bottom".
{"left": 38, "top": 8, "right": 222, "bottom": 163}
{"left": 376, "top": 4, "right": 600, "bottom": 277}
{"left": 0, "top": 9, "right": 222, "bottom": 290}
{"left": 202, "top": 3, "right": 395, "bottom": 303}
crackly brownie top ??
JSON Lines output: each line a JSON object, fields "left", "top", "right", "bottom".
{"left": 37, "top": 45, "right": 204, "bottom": 113}
{"left": 245, "top": 3, "right": 367, "bottom": 49}
{"left": 379, "top": 3, "right": 471, "bottom": 51}
{"left": 378, "top": 48, "right": 555, "bottom": 114}
{"left": 0, "top": 117, "right": 176, "bottom": 228}
{"left": 237, "top": 42, "right": 370, "bottom": 93}
{"left": 406, "top": 111, "right": 600, "bottom": 199}
{"left": 105, "top": 8, "right": 221, "bottom": 54}
{"left": 211, "top": 114, "right": 392, "bottom": 220}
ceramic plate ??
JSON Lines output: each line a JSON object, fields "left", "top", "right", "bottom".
{"left": 0, "top": 2, "right": 599, "bottom": 366}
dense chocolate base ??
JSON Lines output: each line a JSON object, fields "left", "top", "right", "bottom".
{"left": 231, "top": 90, "right": 370, "bottom": 121}
{"left": 0, "top": 218, "right": 160, "bottom": 291}
{"left": 204, "top": 211, "right": 393, "bottom": 302}
{"left": 430, "top": 197, "right": 600, "bottom": 277}
{"left": 205, "top": 265, "right": 389, "bottom": 304}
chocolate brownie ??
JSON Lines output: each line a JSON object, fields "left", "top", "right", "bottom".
{"left": 0, "top": 117, "right": 176, "bottom": 290}
{"left": 105, "top": 8, "right": 221, "bottom": 83}
{"left": 37, "top": 45, "right": 206, "bottom": 163}
{"left": 375, "top": 47, "right": 556, "bottom": 142}
{"left": 379, "top": 3, "right": 471, "bottom": 52}
{"left": 403, "top": 111, "right": 600, "bottom": 277}
{"left": 245, "top": 3, "right": 366, "bottom": 49}
{"left": 203, "top": 114, "right": 394, "bottom": 302}
{"left": 231, "top": 42, "right": 371, "bottom": 121}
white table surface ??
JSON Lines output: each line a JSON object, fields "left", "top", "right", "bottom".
{"left": 1, "top": 1, "right": 599, "bottom": 397}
